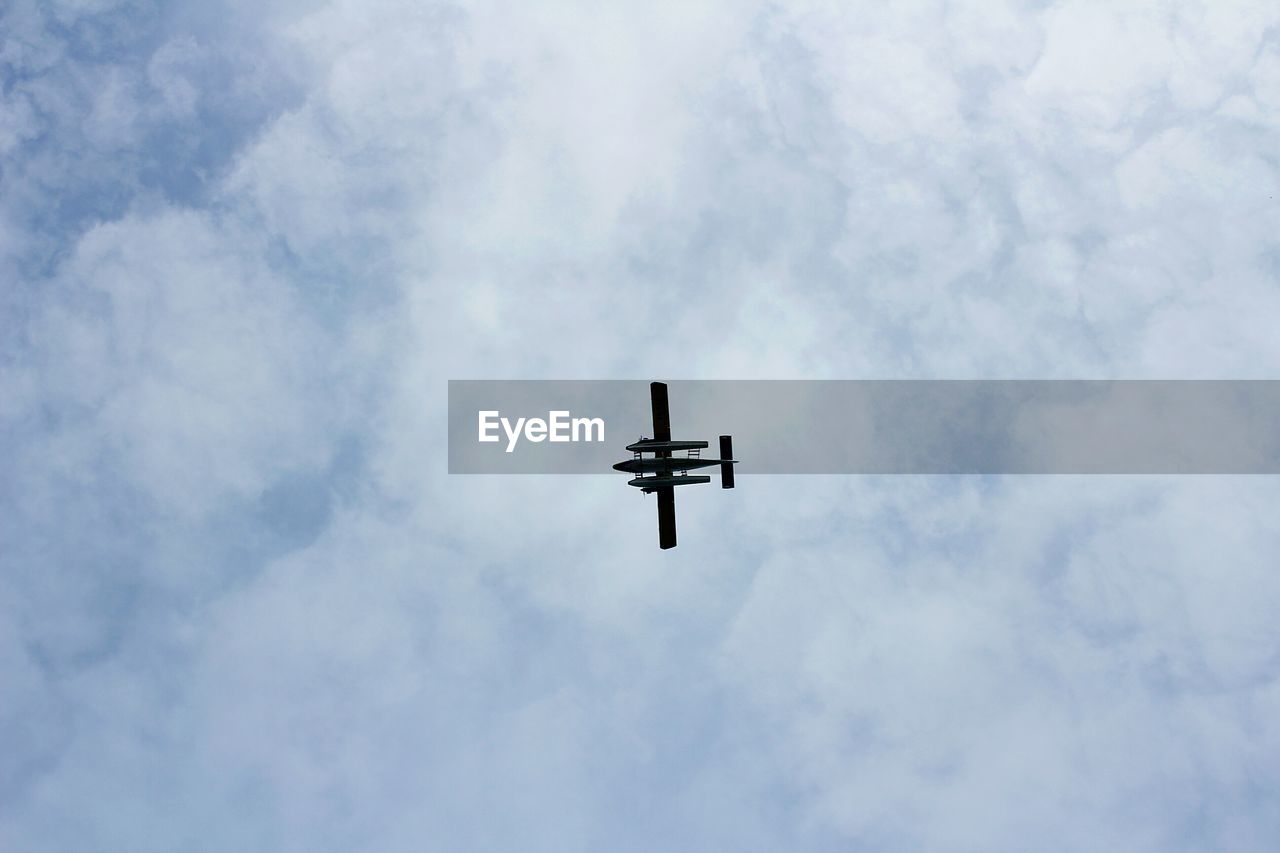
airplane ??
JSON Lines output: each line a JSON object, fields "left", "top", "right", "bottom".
{"left": 612, "top": 381, "right": 736, "bottom": 549}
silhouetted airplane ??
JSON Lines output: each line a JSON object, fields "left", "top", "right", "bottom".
{"left": 612, "top": 381, "right": 735, "bottom": 549}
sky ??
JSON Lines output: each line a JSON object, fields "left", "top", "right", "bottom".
{"left": 2, "top": 0, "right": 1280, "bottom": 850}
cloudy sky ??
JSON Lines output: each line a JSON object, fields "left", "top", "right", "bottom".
{"left": 3, "top": 0, "right": 1280, "bottom": 850}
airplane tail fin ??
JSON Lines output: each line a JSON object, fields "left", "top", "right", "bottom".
{"left": 719, "top": 435, "right": 735, "bottom": 489}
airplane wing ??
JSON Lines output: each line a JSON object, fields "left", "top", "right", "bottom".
{"left": 651, "top": 382, "right": 671, "bottom": 457}
{"left": 656, "top": 486, "right": 677, "bottom": 549}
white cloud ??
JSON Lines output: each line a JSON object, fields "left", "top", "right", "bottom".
{"left": 4, "top": 0, "right": 1280, "bottom": 850}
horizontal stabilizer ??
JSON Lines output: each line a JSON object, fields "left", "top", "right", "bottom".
{"left": 720, "top": 435, "right": 735, "bottom": 489}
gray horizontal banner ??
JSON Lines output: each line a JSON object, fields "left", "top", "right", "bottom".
{"left": 448, "top": 380, "right": 1280, "bottom": 474}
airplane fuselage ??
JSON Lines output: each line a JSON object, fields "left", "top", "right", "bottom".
{"left": 612, "top": 456, "right": 725, "bottom": 475}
